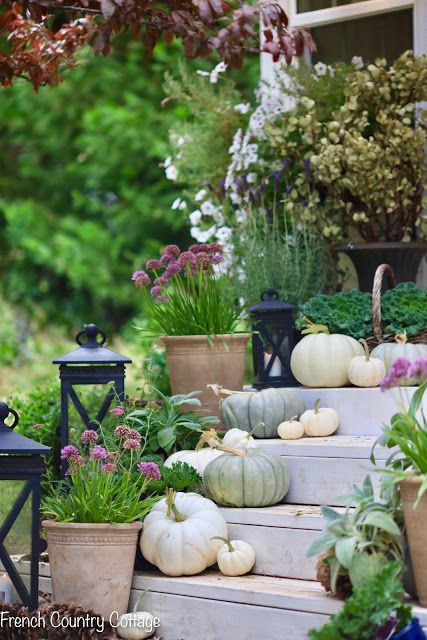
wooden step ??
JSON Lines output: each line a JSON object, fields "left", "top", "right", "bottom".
{"left": 257, "top": 435, "right": 388, "bottom": 505}
{"left": 34, "top": 564, "right": 427, "bottom": 640}
{"left": 220, "top": 504, "right": 323, "bottom": 580}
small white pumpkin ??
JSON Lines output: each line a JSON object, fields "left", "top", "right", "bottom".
{"left": 348, "top": 339, "right": 386, "bottom": 388}
{"left": 300, "top": 400, "right": 339, "bottom": 437}
{"left": 117, "top": 593, "right": 158, "bottom": 640}
{"left": 213, "top": 536, "right": 256, "bottom": 577}
{"left": 164, "top": 448, "right": 222, "bottom": 476}
{"left": 277, "top": 416, "right": 304, "bottom": 440}
{"left": 222, "top": 428, "right": 259, "bottom": 450}
{"left": 290, "top": 321, "right": 364, "bottom": 387}
{"left": 371, "top": 333, "right": 427, "bottom": 385}
{"left": 140, "top": 490, "right": 228, "bottom": 576}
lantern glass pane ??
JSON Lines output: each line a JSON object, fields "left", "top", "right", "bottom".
{"left": 0, "top": 481, "right": 32, "bottom": 556}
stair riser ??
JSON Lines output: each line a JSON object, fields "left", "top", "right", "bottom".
{"left": 283, "top": 456, "right": 382, "bottom": 506}
{"left": 227, "top": 522, "right": 319, "bottom": 580}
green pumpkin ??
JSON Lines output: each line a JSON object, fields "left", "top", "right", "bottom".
{"left": 203, "top": 449, "right": 291, "bottom": 508}
{"left": 220, "top": 388, "right": 305, "bottom": 438}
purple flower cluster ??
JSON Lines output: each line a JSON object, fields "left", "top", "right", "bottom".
{"left": 137, "top": 461, "right": 161, "bottom": 480}
{"left": 380, "top": 356, "right": 427, "bottom": 391}
{"left": 131, "top": 243, "right": 224, "bottom": 302}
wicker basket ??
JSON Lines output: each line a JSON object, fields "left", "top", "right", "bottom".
{"left": 365, "top": 263, "right": 427, "bottom": 349}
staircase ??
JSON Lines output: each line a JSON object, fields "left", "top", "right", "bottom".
{"left": 25, "top": 387, "right": 427, "bottom": 639}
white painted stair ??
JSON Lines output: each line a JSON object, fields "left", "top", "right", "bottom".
{"left": 28, "top": 387, "right": 427, "bottom": 639}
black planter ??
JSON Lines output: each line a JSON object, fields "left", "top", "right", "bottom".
{"left": 391, "top": 619, "right": 427, "bottom": 640}
{"left": 334, "top": 242, "right": 427, "bottom": 292}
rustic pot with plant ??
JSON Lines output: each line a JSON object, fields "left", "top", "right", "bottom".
{"left": 132, "top": 243, "right": 249, "bottom": 417}
{"left": 42, "top": 429, "right": 158, "bottom": 618}
{"left": 377, "top": 358, "right": 427, "bottom": 607}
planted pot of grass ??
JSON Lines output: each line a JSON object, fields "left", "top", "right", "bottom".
{"left": 132, "top": 243, "right": 249, "bottom": 418}
{"left": 42, "top": 428, "right": 159, "bottom": 619}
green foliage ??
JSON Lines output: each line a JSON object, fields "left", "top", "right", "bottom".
{"left": 237, "top": 215, "right": 337, "bottom": 307}
{"left": 307, "top": 476, "right": 405, "bottom": 593}
{"left": 147, "top": 462, "right": 202, "bottom": 495}
{"left": 308, "top": 563, "right": 412, "bottom": 640}
{"left": 296, "top": 283, "right": 427, "bottom": 339}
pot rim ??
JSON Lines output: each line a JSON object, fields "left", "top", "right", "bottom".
{"left": 161, "top": 333, "right": 251, "bottom": 342}
{"left": 42, "top": 520, "right": 143, "bottom": 530}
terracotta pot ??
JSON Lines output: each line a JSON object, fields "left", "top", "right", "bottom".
{"left": 333, "top": 242, "right": 427, "bottom": 292}
{"left": 42, "top": 520, "right": 142, "bottom": 619}
{"left": 162, "top": 333, "right": 250, "bottom": 418}
{"left": 399, "top": 476, "right": 427, "bottom": 607}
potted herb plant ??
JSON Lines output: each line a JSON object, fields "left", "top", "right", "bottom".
{"left": 308, "top": 563, "right": 420, "bottom": 640}
{"left": 132, "top": 243, "right": 249, "bottom": 417}
{"left": 377, "top": 356, "right": 427, "bottom": 607}
{"left": 42, "top": 427, "right": 159, "bottom": 619}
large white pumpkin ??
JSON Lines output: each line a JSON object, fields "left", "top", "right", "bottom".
{"left": 164, "top": 449, "right": 222, "bottom": 476}
{"left": 140, "top": 491, "right": 227, "bottom": 576}
{"left": 290, "top": 325, "right": 364, "bottom": 387}
{"left": 371, "top": 334, "right": 427, "bottom": 385}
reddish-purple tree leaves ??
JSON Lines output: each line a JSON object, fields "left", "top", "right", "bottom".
{"left": 0, "top": 0, "right": 316, "bottom": 88}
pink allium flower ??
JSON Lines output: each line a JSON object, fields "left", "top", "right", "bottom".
{"left": 407, "top": 357, "right": 427, "bottom": 382}
{"left": 61, "top": 444, "right": 80, "bottom": 460}
{"left": 150, "top": 285, "right": 162, "bottom": 297}
{"left": 123, "top": 438, "right": 141, "bottom": 450}
{"left": 161, "top": 244, "right": 180, "bottom": 257}
{"left": 110, "top": 406, "right": 125, "bottom": 417}
{"left": 165, "top": 261, "right": 181, "bottom": 278}
{"left": 32, "top": 423, "right": 42, "bottom": 430}
{"left": 137, "top": 461, "right": 161, "bottom": 480}
{"left": 102, "top": 463, "right": 117, "bottom": 474}
{"left": 131, "top": 270, "right": 151, "bottom": 287}
{"left": 114, "top": 424, "right": 131, "bottom": 438}
{"left": 146, "top": 259, "right": 162, "bottom": 271}
{"left": 90, "top": 445, "right": 108, "bottom": 461}
{"left": 81, "top": 429, "right": 98, "bottom": 444}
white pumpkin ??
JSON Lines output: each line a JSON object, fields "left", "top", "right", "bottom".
{"left": 277, "top": 416, "right": 304, "bottom": 440}
{"left": 140, "top": 490, "right": 228, "bottom": 576}
{"left": 213, "top": 537, "right": 256, "bottom": 577}
{"left": 300, "top": 400, "right": 339, "bottom": 437}
{"left": 222, "top": 428, "right": 258, "bottom": 450}
{"left": 290, "top": 323, "right": 364, "bottom": 387}
{"left": 371, "top": 333, "right": 427, "bottom": 385}
{"left": 164, "top": 448, "right": 222, "bottom": 476}
{"left": 348, "top": 339, "right": 386, "bottom": 388}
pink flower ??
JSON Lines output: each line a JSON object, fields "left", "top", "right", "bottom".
{"left": 123, "top": 438, "right": 141, "bottom": 450}
{"left": 110, "top": 406, "right": 125, "bottom": 417}
{"left": 90, "top": 445, "right": 108, "bottom": 461}
{"left": 114, "top": 424, "right": 131, "bottom": 438}
{"left": 146, "top": 259, "right": 162, "bottom": 271}
{"left": 61, "top": 445, "right": 80, "bottom": 460}
{"left": 137, "top": 461, "right": 161, "bottom": 480}
{"left": 81, "top": 429, "right": 98, "bottom": 444}
{"left": 161, "top": 244, "right": 180, "bottom": 257}
{"left": 150, "top": 285, "right": 162, "bottom": 297}
{"left": 131, "top": 270, "right": 150, "bottom": 287}
{"left": 102, "top": 463, "right": 117, "bottom": 474}
{"left": 32, "top": 423, "right": 43, "bottom": 430}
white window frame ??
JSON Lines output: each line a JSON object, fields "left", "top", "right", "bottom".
{"left": 261, "top": 0, "right": 427, "bottom": 80}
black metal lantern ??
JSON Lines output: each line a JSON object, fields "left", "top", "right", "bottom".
{"left": 53, "top": 323, "right": 131, "bottom": 476}
{"left": 249, "top": 289, "right": 298, "bottom": 389}
{"left": 0, "top": 402, "right": 50, "bottom": 610}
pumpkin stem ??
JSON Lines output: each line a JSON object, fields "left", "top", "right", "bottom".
{"left": 395, "top": 332, "right": 408, "bottom": 345}
{"left": 211, "top": 536, "right": 234, "bottom": 553}
{"left": 301, "top": 317, "right": 330, "bottom": 336}
{"left": 314, "top": 399, "right": 321, "bottom": 414}
{"left": 359, "top": 338, "right": 370, "bottom": 361}
{"left": 133, "top": 588, "right": 150, "bottom": 612}
{"left": 165, "top": 488, "right": 186, "bottom": 522}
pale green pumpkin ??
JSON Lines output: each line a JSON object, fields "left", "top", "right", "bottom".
{"left": 220, "top": 388, "right": 304, "bottom": 439}
{"left": 203, "top": 449, "right": 291, "bottom": 508}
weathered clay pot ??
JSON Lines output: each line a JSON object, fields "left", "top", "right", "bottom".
{"left": 42, "top": 520, "right": 142, "bottom": 619}
{"left": 162, "top": 333, "right": 250, "bottom": 418}
{"left": 399, "top": 476, "right": 427, "bottom": 607}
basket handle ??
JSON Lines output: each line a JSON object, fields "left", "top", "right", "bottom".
{"left": 372, "top": 264, "right": 396, "bottom": 342}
